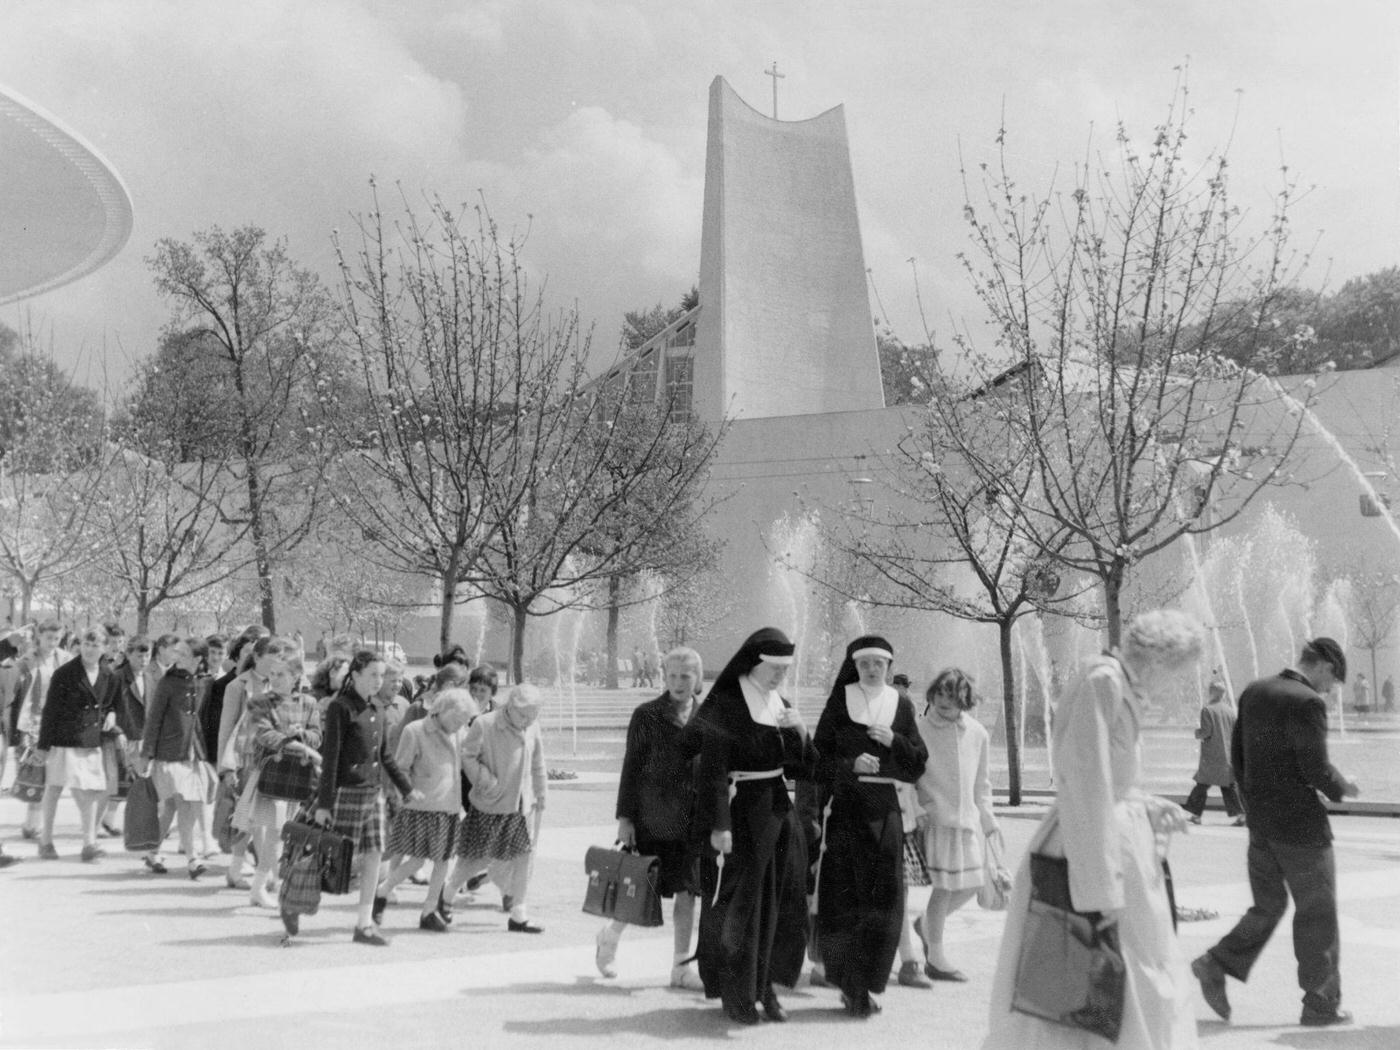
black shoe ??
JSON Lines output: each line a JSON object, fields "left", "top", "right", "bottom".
{"left": 437, "top": 893, "right": 453, "bottom": 924}
{"left": 353, "top": 926, "right": 389, "bottom": 946}
{"left": 1300, "top": 1008, "right": 1352, "bottom": 1027}
{"left": 1191, "top": 954, "right": 1231, "bottom": 1021}
{"left": 281, "top": 910, "right": 299, "bottom": 936}
{"left": 841, "top": 991, "right": 872, "bottom": 1019}
{"left": 419, "top": 911, "right": 449, "bottom": 932}
{"left": 466, "top": 871, "right": 488, "bottom": 891}
{"left": 507, "top": 918, "right": 543, "bottom": 934}
{"left": 760, "top": 989, "right": 787, "bottom": 1022}
{"left": 0, "top": 853, "right": 19, "bottom": 869}
{"left": 371, "top": 895, "right": 388, "bottom": 925}
{"left": 723, "top": 1001, "right": 760, "bottom": 1025}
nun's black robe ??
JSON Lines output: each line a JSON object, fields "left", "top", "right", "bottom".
{"left": 814, "top": 691, "right": 926, "bottom": 1000}
{"left": 688, "top": 683, "right": 814, "bottom": 1013}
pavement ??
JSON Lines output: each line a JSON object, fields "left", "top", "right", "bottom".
{"left": 1, "top": 777, "right": 1397, "bottom": 1050}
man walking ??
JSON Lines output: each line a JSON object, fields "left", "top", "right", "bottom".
{"left": 1191, "top": 638, "right": 1359, "bottom": 1027}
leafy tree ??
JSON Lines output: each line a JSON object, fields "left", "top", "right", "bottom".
{"left": 955, "top": 75, "right": 1317, "bottom": 645}
{"left": 1345, "top": 568, "right": 1400, "bottom": 691}
{"left": 147, "top": 226, "right": 337, "bottom": 630}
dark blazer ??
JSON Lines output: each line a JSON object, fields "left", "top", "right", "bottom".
{"left": 36, "top": 656, "right": 116, "bottom": 751}
{"left": 140, "top": 668, "right": 206, "bottom": 763}
{"left": 1232, "top": 668, "right": 1350, "bottom": 846}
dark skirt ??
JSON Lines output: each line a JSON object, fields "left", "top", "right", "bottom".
{"left": 386, "top": 808, "right": 458, "bottom": 862}
{"left": 695, "top": 783, "right": 808, "bottom": 1011}
{"left": 816, "top": 800, "right": 905, "bottom": 997}
{"left": 636, "top": 836, "right": 700, "bottom": 899}
{"left": 455, "top": 806, "right": 531, "bottom": 861}
{"left": 330, "top": 784, "right": 384, "bottom": 857}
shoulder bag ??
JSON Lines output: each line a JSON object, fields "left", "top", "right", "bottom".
{"left": 1010, "top": 823, "right": 1126, "bottom": 1043}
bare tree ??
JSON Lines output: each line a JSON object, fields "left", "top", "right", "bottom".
{"left": 148, "top": 226, "right": 336, "bottom": 630}
{"left": 1345, "top": 569, "right": 1400, "bottom": 692}
{"left": 955, "top": 73, "right": 1318, "bottom": 644}
{"left": 815, "top": 385, "right": 1082, "bottom": 804}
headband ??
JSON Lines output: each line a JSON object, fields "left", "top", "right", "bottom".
{"left": 851, "top": 646, "right": 893, "bottom": 661}
{"left": 758, "top": 653, "right": 794, "bottom": 666}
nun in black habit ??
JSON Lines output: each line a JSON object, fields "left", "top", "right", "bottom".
{"left": 814, "top": 635, "right": 927, "bottom": 1017}
{"left": 687, "top": 627, "right": 815, "bottom": 1026}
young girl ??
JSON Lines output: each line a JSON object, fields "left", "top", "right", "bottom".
{"left": 139, "top": 638, "right": 212, "bottom": 880}
{"left": 309, "top": 650, "right": 420, "bottom": 945}
{"left": 235, "top": 657, "right": 321, "bottom": 908}
{"left": 912, "top": 668, "right": 1000, "bottom": 981}
{"left": 372, "top": 687, "right": 478, "bottom": 931}
{"left": 442, "top": 683, "right": 547, "bottom": 932}
{"left": 218, "top": 635, "right": 296, "bottom": 889}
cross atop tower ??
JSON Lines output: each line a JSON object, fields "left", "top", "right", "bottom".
{"left": 764, "top": 61, "right": 785, "bottom": 119}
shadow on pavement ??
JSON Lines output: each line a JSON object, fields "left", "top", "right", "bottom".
{"left": 1271, "top": 1025, "right": 1400, "bottom": 1049}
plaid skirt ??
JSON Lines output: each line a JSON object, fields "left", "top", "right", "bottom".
{"left": 455, "top": 806, "right": 531, "bottom": 861}
{"left": 903, "top": 830, "right": 932, "bottom": 887}
{"left": 386, "top": 808, "right": 458, "bottom": 862}
{"left": 330, "top": 784, "right": 384, "bottom": 856}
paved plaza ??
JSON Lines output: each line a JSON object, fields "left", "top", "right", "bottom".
{"left": 1, "top": 771, "right": 1397, "bottom": 1050}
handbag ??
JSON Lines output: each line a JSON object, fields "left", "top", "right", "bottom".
{"left": 124, "top": 774, "right": 163, "bottom": 853}
{"left": 1011, "top": 850, "right": 1126, "bottom": 1043}
{"left": 10, "top": 747, "right": 46, "bottom": 803}
{"left": 977, "top": 828, "right": 1012, "bottom": 911}
{"left": 902, "top": 831, "right": 932, "bottom": 887}
{"left": 213, "top": 774, "right": 239, "bottom": 853}
{"left": 582, "top": 845, "right": 664, "bottom": 927}
{"left": 257, "top": 750, "right": 320, "bottom": 802}
{"left": 281, "top": 815, "right": 355, "bottom": 895}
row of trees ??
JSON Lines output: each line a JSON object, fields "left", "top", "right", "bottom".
{"left": 0, "top": 192, "right": 724, "bottom": 681}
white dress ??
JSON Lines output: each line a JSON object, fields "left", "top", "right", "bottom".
{"left": 983, "top": 653, "right": 1197, "bottom": 1050}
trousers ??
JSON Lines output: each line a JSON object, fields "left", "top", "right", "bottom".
{"left": 1183, "top": 781, "right": 1243, "bottom": 818}
{"left": 1208, "top": 830, "right": 1340, "bottom": 1011}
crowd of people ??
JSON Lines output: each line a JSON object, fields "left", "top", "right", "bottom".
{"left": 1, "top": 609, "right": 1364, "bottom": 1043}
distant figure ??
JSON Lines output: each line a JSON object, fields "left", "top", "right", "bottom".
{"left": 631, "top": 647, "right": 646, "bottom": 688}
{"left": 1192, "top": 637, "right": 1360, "bottom": 1028}
{"left": 1182, "top": 675, "right": 1244, "bottom": 826}
{"left": 1352, "top": 672, "right": 1372, "bottom": 713}
{"left": 1383, "top": 675, "right": 1396, "bottom": 712}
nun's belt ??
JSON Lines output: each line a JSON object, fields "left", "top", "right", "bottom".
{"left": 727, "top": 767, "right": 785, "bottom": 802}
{"left": 856, "top": 775, "right": 900, "bottom": 785}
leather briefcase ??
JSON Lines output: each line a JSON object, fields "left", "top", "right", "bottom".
{"left": 281, "top": 817, "right": 355, "bottom": 895}
{"left": 583, "top": 846, "right": 663, "bottom": 927}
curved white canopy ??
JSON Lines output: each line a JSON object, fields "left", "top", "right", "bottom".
{"left": 0, "top": 83, "right": 133, "bottom": 306}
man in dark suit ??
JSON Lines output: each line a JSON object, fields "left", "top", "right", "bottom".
{"left": 1192, "top": 637, "right": 1359, "bottom": 1028}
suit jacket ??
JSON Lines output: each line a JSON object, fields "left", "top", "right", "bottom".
{"left": 1232, "top": 668, "right": 1350, "bottom": 846}
{"left": 36, "top": 656, "right": 116, "bottom": 750}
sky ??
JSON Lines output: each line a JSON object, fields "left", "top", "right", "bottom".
{"left": 3, "top": 0, "right": 1398, "bottom": 392}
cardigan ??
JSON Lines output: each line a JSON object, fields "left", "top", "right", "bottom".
{"left": 393, "top": 716, "right": 465, "bottom": 813}
{"left": 463, "top": 709, "right": 546, "bottom": 816}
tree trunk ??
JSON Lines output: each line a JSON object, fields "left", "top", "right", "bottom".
{"left": 231, "top": 363, "right": 277, "bottom": 632}
{"left": 510, "top": 603, "right": 528, "bottom": 684}
{"left": 605, "top": 574, "right": 621, "bottom": 690}
{"left": 1103, "top": 565, "right": 1125, "bottom": 649}
{"left": 439, "top": 548, "right": 461, "bottom": 657}
{"left": 136, "top": 594, "right": 152, "bottom": 636}
{"left": 19, "top": 580, "right": 34, "bottom": 624}
{"left": 999, "top": 617, "right": 1022, "bottom": 806}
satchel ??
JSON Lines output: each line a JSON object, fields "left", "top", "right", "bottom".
{"left": 10, "top": 747, "right": 46, "bottom": 804}
{"left": 1011, "top": 851, "right": 1126, "bottom": 1043}
{"left": 124, "top": 775, "right": 163, "bottom": 853}
{"left": 258, "top": 751, "right": 320, "bottom": 802}
{"left": 278, "top": 831, "right": 323, "bottom": 917}
{"left": 977, "top": 828, "right": 1012, "bottom": 911}
{"left": 583, "top": 845, "right": 664, "bottom": 927}
{"left": 281, "top": 815, "right": 355, "bottom": 895}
